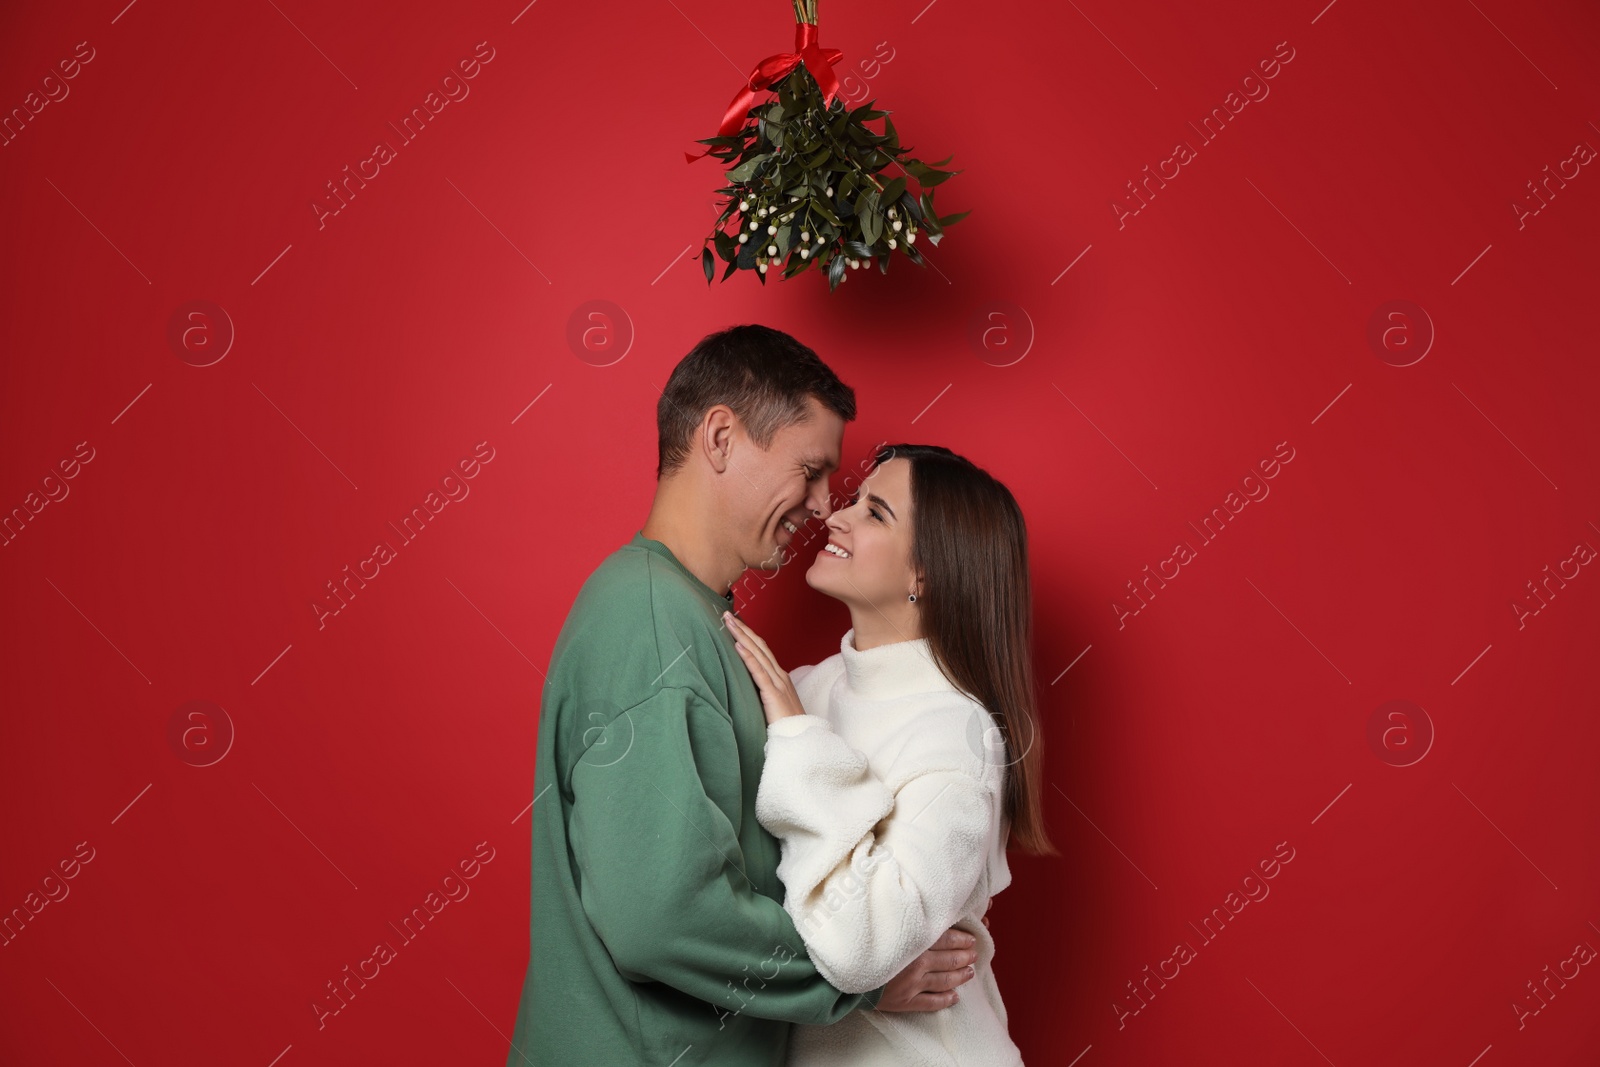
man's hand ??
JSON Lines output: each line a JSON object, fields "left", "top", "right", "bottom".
{"left": 875, "top": 927, "right": 977, "bottom": 1012}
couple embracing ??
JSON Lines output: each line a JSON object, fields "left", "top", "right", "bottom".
{"left": 507, "top": 324, "right": 1054, "bottom": 1065}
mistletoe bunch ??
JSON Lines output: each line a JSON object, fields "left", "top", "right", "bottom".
{"left": 695, "top": 4, "right": 966, "bottom": 290}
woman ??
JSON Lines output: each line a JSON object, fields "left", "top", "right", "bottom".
{"left": 722, "top": 442, "right": 1056, "bottom": 1066}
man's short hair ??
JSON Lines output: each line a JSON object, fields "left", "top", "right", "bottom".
{"left": 655, "top": 324, "right": 856, "bottom": 479}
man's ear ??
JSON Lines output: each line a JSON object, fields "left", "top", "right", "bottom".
{"left": 702, "top": 405, "right": 736, "bottom": 473}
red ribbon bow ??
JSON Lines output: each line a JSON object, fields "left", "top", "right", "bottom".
{"left": 685, "top": 22, "right": 844, "bottom": 163}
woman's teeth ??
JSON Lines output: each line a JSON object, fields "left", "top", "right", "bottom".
{"left": 823, "top": 543, "right": 851, "bottom": 559}
{"left": 781, "top": 519, "right": 798, "bottom": 534}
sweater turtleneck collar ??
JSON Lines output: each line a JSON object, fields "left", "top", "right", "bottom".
{"left": 838, "top": 628, "right": 962, "bottom": 701}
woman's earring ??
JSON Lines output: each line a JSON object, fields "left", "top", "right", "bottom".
{"left": 907, "top": 592, "right": 918, "bottom": 602}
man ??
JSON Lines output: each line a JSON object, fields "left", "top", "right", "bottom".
{"left": 506, "top": 325, "right": 978, "bottom": 1065}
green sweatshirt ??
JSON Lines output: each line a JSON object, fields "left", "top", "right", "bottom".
{"left": 506, "top": 530, "right": 884, "bottom": 1066}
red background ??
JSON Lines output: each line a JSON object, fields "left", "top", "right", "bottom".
{"left": 3, "top": 0, "right": 1598, "bottom": 1064}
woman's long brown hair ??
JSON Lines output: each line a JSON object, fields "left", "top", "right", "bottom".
{"left": 872, "top": 443, "right": 1057, "bottom": 857}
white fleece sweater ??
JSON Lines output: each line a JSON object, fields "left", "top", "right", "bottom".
{"left": 755, "top": 629, "right": 1024, "bottom": 1067}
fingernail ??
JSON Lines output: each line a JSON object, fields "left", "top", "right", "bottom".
{"left": 967, "top": 964, "right": 976, "bottom": 976}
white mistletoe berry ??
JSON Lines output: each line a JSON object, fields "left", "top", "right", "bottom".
{"left": 800, "top": 248, "right": 810, "bottom": 259}
{"left": 767, "top": 244, "right": 778, "bottom": 255}
{"left": 888, "top": 238, "right": 897, "bottom": 249}
{"left": 758, "top": 262, "right": 768, "bottom": 273}
{"left": 848, "top": 258, "right": 860, "bottom": 269}
{"left": 749, "top": 219, "right": 759, "bottom": 231}
{"left": 892, "top": 220, "right": 902, "bottom": 232}
{"left": 800, "top": 231, "right": 810, "bottom": 241}
{"left": 905, "top": 231, "right": 916, "bottom": 244}
{"left": 738, "top": 233, "right": 749, "bottom": 243}
{"left": 739, "top": 199, "right": 749, "bottom": 211}
{"left": 888, "top": 208, "right": 898, "bottom": 219}
{"left": 826, "top": 186, "right": 834, "bottom": 196}
{"left": 767, "top": 224, "right": 777, "bottom": 235}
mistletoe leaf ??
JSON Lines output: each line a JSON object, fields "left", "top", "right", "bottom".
{"left": 727, "top": 154, "right": 769, "bottom": 182}
{"left": 837, "top": 172, "right": 859, "bottom": 206}
{"left": 856, "top": 185, "right": 878, "bottom": 218}
{"left": 808, "top": 196, "right": 840, "bottom": 226}
{"left": 828, "top": 253, "right": 847, "bottom": 289}
{"left": 702, "top": 246, "right": 715, "bottom": 284}
{"left": 860, "top": 206, "right": 881, "bottom": 246}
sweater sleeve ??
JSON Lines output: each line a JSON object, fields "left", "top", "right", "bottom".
{"left": 755, "top": 714, "right": 994, "bottom": 994}
{"left": 568, "top": 687, "right": 884, "bottom": 1023}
